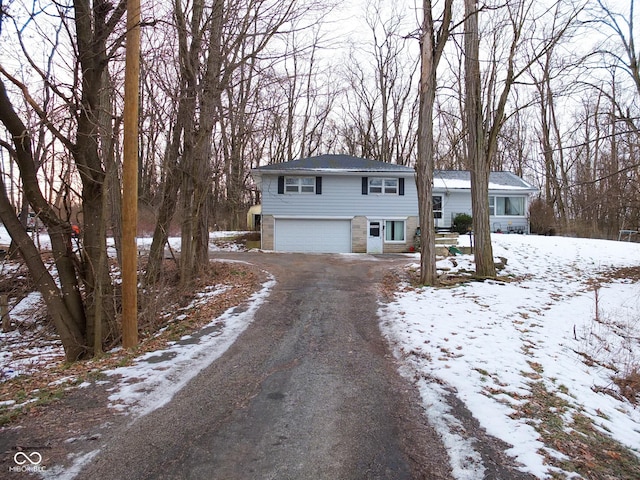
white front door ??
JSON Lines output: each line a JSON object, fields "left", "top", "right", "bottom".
{"left": 367, "top": 220, "right": 383, "bottom": 254}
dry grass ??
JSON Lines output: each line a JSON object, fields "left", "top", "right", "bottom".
{"left": 613, "top": 366, "right": 640, "bottom": 405}
{"left": 580, "top": 272, "right": 640, "bottom": 406}
{"left": 393, "top": 258, "right": 640, "bottom": 478}
{"left": 0, "top": 258, "right": 263, "bottom": 426}
{"left": 510, "top": 382, "right": 640, "bottom": 479}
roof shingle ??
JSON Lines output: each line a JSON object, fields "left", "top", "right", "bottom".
{"left": 253, "top": 154, "right": 414, "bottom": 173}
{"left": 253, "top": 154, "right": 537, "bottom": 191}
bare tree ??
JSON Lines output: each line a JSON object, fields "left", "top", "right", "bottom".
{"left": 146, "top": 0, "right": 316, "bottom": 285}
{"left": 464, "top": 0, "right": 495, "bottom": 277}
{"left": 416, "top": 0, "right": 453, "bottom": 285}
{"left": 339, "top": 0, "right": 419, "bottom": 164}
{"left": 0, "top": 80, "right": 86, "bottom": 360}
{"left": 464, "top": 0, "right": 582, "bottom": 277}
{"left": 572, "top": 0, "right": 640, "bottom": 236}
{"left": 0, "top": 0, "right": 128, "bottom": 359}
{"left": 593, "top": 0, "right": 640, "bottom": 103}
{"left": 532, "top": 50, "right": 570, "bottom": 229}
{"left": 215, "top": 17, "right": 337, "bottom": 229}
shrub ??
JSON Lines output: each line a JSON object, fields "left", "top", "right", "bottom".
{"left": 613, "top": 366, "right": 640, "bottom": 405}
{"left": 452, "top": 213, "right": 473, "bottom": 234}
{"left": 529, "top": 197, "right": 556, "bottom": 235}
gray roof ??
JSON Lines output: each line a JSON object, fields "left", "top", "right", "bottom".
{"left": 253, "top": 154, "right": 415, "bottom": 174}
{"left": 434, "top": 170, "right": 537, "bottom": 191}
{"left": 252, "top": 155, "right": 537, "bottom": 191}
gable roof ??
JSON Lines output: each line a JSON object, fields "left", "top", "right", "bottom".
{"left": 252, "top": 154, "right": 415, "bottom": 175}
{"left": 434, "top": 170, "right": 537, "bottom": 191}
{"left": 252, "top": 154, "right": 537, "bottom": 192}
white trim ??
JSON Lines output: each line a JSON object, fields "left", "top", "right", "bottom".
{"left": 368, "top": 177, "right": 399, "bottom": 195}
{"left": 367, "top": 216, "right": 408, "bottom": 221}
{"left": 284, "top": 176, "right": 316, "bottom": 194}
{"left": 274, "top": 218, "right": 352, "bottom": 253}
{"left": 273, "top": 215, "right": 355, "bottom": 220}
{"left": 384, "top": 219, "right": 407, "bottom": 243}
{"left": 253, "top": 169, "right": 415, "bottom": 177}
{"left": 489, "top": 195, "right": 527, "bottom": 217}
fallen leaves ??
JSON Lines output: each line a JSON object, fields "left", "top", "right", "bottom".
{"left": 0, "top": 259, "right": 264, "bottom": 425}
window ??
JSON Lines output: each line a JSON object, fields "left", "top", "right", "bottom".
{"left": 285, "top": 176, "right": 315, "bottom": 194}
{"left": 385, "top": 220, "right": 405, "bottom": 242}
{"left": 369, "top": 178, "right": 398, "bottom": 195}
{"left": 489, "top": 196, "right": 525, "bottom": 216}
{"left": 433, "top": 195, "right": 443, "bottom": 219}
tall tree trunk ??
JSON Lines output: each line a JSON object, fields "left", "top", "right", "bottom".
{"left": 0, "top": 79, "right": 88, "bottom": 360}
{"left": 72, "top": 0, "right": 126, "bottom": 350}
{"left": 464, "top": 0, "right": 496, "bottom": 277}
{"left": 145, "top": 136, "right": 181, "bottom": 285}
{"left": 0, "top": 185, "right": 87, "bottom": 360}
{"left": 100, "top": 73, "right": 124, "bottom": 267}
{"left": 416, "top": 0, "right": 453, "bottom": 285}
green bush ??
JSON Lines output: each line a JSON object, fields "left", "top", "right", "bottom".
{"left": 452, "top": 213, "right": 473, "bottom": 234}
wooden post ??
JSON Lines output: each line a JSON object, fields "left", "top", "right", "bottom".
{"left": 1, "top": 295, "right": 10, "bottom": 332}
{"left": 122, "top": 0, "right": 141, "bottom": 349}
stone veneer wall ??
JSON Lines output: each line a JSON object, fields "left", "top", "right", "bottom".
{"left": 407, "top": 216, "right": 419, "bottom": 250}
{"left": 261, "top": 215, "right": 274, "bottom": 250}
{"left": 351, "top": 216, "right": 367, "bottom": 253}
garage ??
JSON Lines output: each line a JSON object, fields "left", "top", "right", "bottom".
{"left": 274, "top": 219, "right": 352, "bottom": 253}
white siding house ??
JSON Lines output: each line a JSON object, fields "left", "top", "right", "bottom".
{"left": 433, "top": 170, "right": 538, "bottom": 233}
{"left": 251, "top": 155, "right": 538, "bottom": 253}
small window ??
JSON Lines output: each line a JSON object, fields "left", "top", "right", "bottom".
{"left": 385, "top": 220, "right": 405, "bottom": 242}
{"left": 433, "top": 195, "right": 443, "bottom": 219}
{"left": 369, "top": 178, "right": 398, "bottom": 195}
{"left": 285, "top": 176, "right": 315, "bottom": 194}
{"left": 384, "top": 179, "right": 398, "bottom": 194}
{"left": 369, "top": 178, "right": 383, "bottom": 194}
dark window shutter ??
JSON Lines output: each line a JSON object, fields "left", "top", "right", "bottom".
{"left": 277, "top": 176, "right": 284, "bottom": 194}
{"left": 316, "top": 176, "right": 322, "bottom": 195}
{"left": 362, "top": 177, "right": 368, "bottom": 195}
{"left": 399, "top": 177, "right": 405, "bottom": 196}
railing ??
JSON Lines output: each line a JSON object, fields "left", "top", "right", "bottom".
{"left": 618, "top": 230, "right": 639, "bottom": 242}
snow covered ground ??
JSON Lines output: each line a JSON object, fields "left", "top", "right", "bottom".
{"left": 2, "top": 228, "right": 639, "bottom": 478}
{"left": 379, "top": 234, "right": 640, "bottom": 478}
{"left": 0, "top": 229, "right": 251, "bottom": 383}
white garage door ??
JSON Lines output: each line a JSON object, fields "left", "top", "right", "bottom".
{"left": 274, "top": 219, "right": 352, "bottom": 253}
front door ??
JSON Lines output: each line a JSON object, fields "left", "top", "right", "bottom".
{"left": 367, "top": 220, "right": 383, "bottom": 254}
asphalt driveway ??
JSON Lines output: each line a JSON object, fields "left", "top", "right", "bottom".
{"left": 79, "top": 253, "right": 452, "bottom": 479}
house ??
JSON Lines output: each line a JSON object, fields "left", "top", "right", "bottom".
{"left": 246, "top": 204, "right": 262, "bottom": 231}
{"left": 433, "top": 170, "right": 538, "bottom": 234}
{"left": 251, "top": 154, "right": 538, "bottom": 253}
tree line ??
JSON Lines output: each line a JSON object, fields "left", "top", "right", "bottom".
{"left": 0, "top": 0, "right": 638, "bottom": 359}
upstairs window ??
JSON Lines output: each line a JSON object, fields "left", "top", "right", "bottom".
{"left": 285, "top": 176, "right": 315, "bottom": 194}
{"left": 369, "top": 178, "right": 398, "bottom": 195}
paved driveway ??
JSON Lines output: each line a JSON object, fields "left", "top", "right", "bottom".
{"left": 80, "top": 253, "right": 452, "bottom": 479}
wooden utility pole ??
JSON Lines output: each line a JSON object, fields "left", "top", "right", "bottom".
{"left": 122, "top": 0, "right": 140, "bottom": 348}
